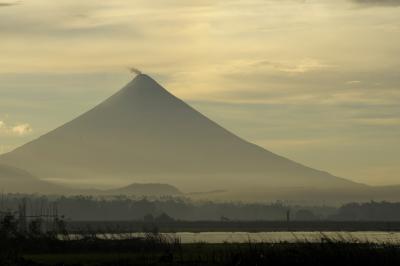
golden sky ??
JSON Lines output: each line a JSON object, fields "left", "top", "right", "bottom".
{"left": 1, "top": 0, "right": 399, "bottom": 185}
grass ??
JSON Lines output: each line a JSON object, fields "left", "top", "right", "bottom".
{"left": 2, "top": 214, "right": 400, "bottom": 265}
{"left": 1, "top": 235, "right": 400, "bottom": 265}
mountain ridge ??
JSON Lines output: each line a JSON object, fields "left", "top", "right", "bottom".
{"left": 0, "top": 163, "right": 71, "bottom": 194}
{"left": 105, "top": 182, "right": 182, "bottom": 196}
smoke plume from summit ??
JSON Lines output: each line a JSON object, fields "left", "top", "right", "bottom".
{"left": 129, "top": 67, "right": 142, "bottom": 75}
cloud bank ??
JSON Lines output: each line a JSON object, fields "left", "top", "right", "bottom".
{"left": 351, "top": 0, "right": 400, "bottom": 6}
{"left": 0, "top": 2, "right": 19, "bottom": 7}
{"left": 0, "top": 120, "right": 32, "bottom": 136}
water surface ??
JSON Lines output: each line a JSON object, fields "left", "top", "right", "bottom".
{"left": 86, "top": 231, "right": 400, "bottom": 244}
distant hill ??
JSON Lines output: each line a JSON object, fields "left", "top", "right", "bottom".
{"left": 189, "top": 186, "right": 400, "bottom": 204}
{"left": 0, "top": 163, "right": 69, "bottom": 194}
{"left": 105, "top": 183, "right": 182, "bottom": 196}
{"left": 0, "top": 74, "right": 364, "bottom": 196}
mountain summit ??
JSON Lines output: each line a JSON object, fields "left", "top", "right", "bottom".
{"left": 0, "top": 74, "right": 360, "bottom": 191}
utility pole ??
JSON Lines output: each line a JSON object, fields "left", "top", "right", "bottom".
{"left": 286, "top": 209, "right": 291, "bottom": 223}
{"left": 18, "top": 198, "right": 27, "bottom": 233}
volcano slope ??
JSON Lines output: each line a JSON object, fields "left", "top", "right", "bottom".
{"left": 0, "top": 74, "right": 363, "bottom": 193}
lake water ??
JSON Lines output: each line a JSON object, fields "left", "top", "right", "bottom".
{"left": 87, "top": 232, "right": 400, "bottom": 244}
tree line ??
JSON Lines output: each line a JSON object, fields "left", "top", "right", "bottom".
{"left": 2, "top": 194, "right": 400, "bottom": 221}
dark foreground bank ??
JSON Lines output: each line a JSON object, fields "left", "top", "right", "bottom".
{"left": 1, "top": 233, "right": 400, "bottom": 266}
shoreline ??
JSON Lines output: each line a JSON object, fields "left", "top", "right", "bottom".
{"left": 66, "top": 220, "right": 400, "bottom": 233}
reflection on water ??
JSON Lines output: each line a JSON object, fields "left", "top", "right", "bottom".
{"left": 73, "top": 232, "right": 400, "bottom": 244}
{"left": 169, "top": 232, "right": 400, "bottom": 244}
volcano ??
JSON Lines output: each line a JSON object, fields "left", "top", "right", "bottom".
{"left": 0, "top": 74, "right": 361, "bottom": 191}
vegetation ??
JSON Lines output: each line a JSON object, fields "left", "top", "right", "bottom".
{"left": 2, "top": 211, "right": 400, "bottom": 265}
{"left": 2, "top": 232, "right": 400, "bottom": 265}
{"left": 3, "top": 194, "right": 400, "bottom": 222}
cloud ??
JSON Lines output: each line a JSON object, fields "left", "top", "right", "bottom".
{"left": 350, "top": 0, "right": 400, "bottom": 7}
{"left": 346, "top": 80, "right": 362, "bottom": 84}
{"left": 11, "top": 123, "right": 32, "bottom": 135}
{"left": 0, "top": 1, "right": 19, "bottom": 7}
{"left": 353, "top": 117, "right": 400, "bottom": 126}
{"left": 0, "top": 120, "right": 33, "bottom": 136}
{"left": 255, "top": 59, "right": 333, "bottom": 74}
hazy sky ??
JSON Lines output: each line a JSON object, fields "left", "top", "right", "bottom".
{"left": 0, "top": 0, "right": 399, "bottom": 185}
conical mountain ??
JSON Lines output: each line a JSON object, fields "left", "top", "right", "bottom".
{"left": 0, "top": 74, "right": 361, "bottom": 191}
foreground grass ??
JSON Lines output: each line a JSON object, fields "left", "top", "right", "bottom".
{"left": 1, "top": 218, "right": 400, "bottom": 266}
{"left": 1, "top": 238, "right": 400, "bottom": 266}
